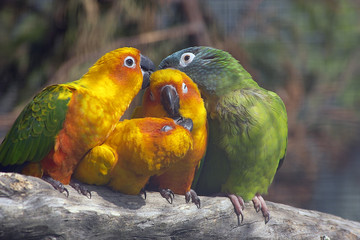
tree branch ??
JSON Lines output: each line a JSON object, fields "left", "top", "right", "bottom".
{"left": 1, "top": 173, "right": 359, "bottom": 239}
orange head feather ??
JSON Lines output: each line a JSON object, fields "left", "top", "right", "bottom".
{"left": 142, "top": 69, "right": 207, "bottom": 131}
{"left": 80, "top": 47, "right": 144, "bottom": 98}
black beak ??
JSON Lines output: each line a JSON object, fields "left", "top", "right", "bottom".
{"left": 158, "top": 59, "right": 170, "bottom": 69}
{"left": 161, "top": 85, "right": 180, "bottom": 118}
{"left": 175, "top": 117, "right": 193, "bottom": 132}
{"left": 140, "top": 54, "right": 156, "bottom": 89}
{"left": 160, "top": 84, "right": 193, "bottom": 132}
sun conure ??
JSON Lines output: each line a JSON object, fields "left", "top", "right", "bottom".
{"left": 158, "top": 47, "right": 288, "bottom": 224}
{"left": 133, "top": 69, "right": 207, "bottom": 208}
{"left": 0, "top": 47, "right": 155, "bottom": 196}
{"left": 74, "top": 117, "right": 193, "bottom": 196}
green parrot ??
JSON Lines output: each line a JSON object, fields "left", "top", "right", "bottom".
{"left": 158, "top": 46, "right": 288, "bottom": 224}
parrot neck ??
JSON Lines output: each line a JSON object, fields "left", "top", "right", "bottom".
{"left": 196, "top": 63, "right": 259, "bottom": 116}
{"left": 69, "top": 72, "right": 140, "bottom": 119}
{"left": 69, "top": 75, "right": 121, "bottom": 99}
{"left": 199, "top": 67, "right": 259, "bottom": 97}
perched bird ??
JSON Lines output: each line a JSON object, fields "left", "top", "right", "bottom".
{"left": 74, "top": 117, "right": 193, "bottom": 195}
{"left": 0, "top": 47, "right": 155, "bottom": 196}
{"left": 159, "top": 47, "right": 288, "bottom": 224}
{"left": 134, "top": 69, "right": 207, "bottom": 207}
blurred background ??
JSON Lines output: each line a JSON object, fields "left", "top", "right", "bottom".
{"left": 0, "top": 0, "right": 359, "bottom": 222}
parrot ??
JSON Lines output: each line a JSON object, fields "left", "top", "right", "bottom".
{"left": 74, "top": 117, "right": 194, "bottom": 196}
{"left": 0, "top": 47, "right": 155, "bottom": 196}
{"left": 158, "top": 46, "right": 288, "bottom": 224}
{"left": 133, "top": 69, "right": 207, "bottom": 208}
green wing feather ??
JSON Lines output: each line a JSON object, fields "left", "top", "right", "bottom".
{"left": 194, "top": 88, "right": 288, "bottom": 200}
{"left": 192, "top": 118, "right": 228, "bottom": 194}
{"left": 0, "top": 85, "right": 72, "bottom": 167}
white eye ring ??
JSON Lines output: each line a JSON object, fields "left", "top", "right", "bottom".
{"left": 149, "top": 91, "right": 155, "bottom": 101}
{"left": 179, "top": 52, "right": 195, "bottom": 67}
{"left": 182, "top": 82, "right": 188, "bottom": 94}
{"left": 124, "top": 56, "right": 136, "bottom": 68}
{"left": 161, "top": 125, "right": 173, "bottom": 132}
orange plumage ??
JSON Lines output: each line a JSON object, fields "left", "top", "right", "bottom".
{"left": 0, "top": 47, "right": 149, "bottom": 188}
{"left": 41, "top": 48, "right": 145, "bottom": 184}
{"left": 135, "top": 69, "right": 207, "bottom": 196}
{"left": 74, "top": 117, "right": 193, "bottom": 195}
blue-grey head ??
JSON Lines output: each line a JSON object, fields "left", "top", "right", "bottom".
{"left": 159, "top": 46, "right": 254, "bottom": 95}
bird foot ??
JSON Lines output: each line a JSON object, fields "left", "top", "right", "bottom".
{"left": 252, "top": 194, "right": 270, "bottom": 223}
{"left": 140, "top": 188, "right": 147, "bottom": 200}
{"left": 42, "top": 175, "right": 69, "bottom": 197}
{"left": 185, "top": 189, "right": 201, "bottom": 208}
{"left": 252, "top": 195, "right": 262, "bottom": 212}
{"left": 227, "top": 194, "right": 245, "bottom": 225}
{"left": 159, "top": 188, "right": 175, "bottom": 204}
{"left": 69, "top": 179, "right": 91, "bottom": 198}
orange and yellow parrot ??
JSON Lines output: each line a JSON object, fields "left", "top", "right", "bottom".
{"left": 0, "top": 47, "right": 155, "bottom": 196}
{"left": 134, "top": 69, "right": 207, "bottom": 207}
{"left": 74, "top": 117, "right": 193, "bottom": 195}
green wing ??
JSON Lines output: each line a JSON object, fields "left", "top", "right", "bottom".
{"left": 0, "top": 85, "right": 72, "bottom": 167}
{"left": 192, "top": 116, "right": 230, "bottom": 195}
{"left": 194, "top": 88, "right": 288, "bottom": 200}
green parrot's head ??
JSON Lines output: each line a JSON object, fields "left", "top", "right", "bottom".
{"left": 159, "top": 46, "right": 254, "bottom": 95}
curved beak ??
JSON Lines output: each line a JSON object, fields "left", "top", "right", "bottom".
{"left": 158, "top": 58, "right": 170, "bottom": 69}
{"left": 161, "top": 85, "right": 180, "bottom": 118}
{"left": 175, "top": 117, "right": 193, "bottom": 132}
{"left": 160, "top": 84, "right": 194, "bottom": 132}
{"left": 140, "top": 54, "right": 156, "bottom": 89}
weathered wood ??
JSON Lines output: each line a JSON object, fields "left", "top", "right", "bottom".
{"left": 0, "top": 172, "right": 359, "bottom": 240}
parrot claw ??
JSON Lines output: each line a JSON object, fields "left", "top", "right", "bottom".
{"left": 264, "top": 213, "right": 270, "bottom": 224}
{"left": 237, "top": 212, "right": 244, "bottom": 226}
{"left": 86, "top": 191, "right": 92, "bottom": 199}
{"left": 252, "top": 195, "right": 262, "bottom": 212}
{"left": 69, "top": 179, "right": 92, "bottom": 198}
{"left": 252, "top": 194, "right": 270, "bottom": 224}
{"left": 160, "top": 188, "right": 175, "bottom": 204}
{"left": 185, "top": 189, "right": 201, "bottom": 208}
{"left": 42, "top": 175, "right": 69, "bottom": 197}
{"left": 228, "top": 194, "right": 245, "bottom": 225}
{"left": 64, "top": 188, "right": 69, "bottom": 198}
{"left": 140, "top": 188, "right": 147, "bottom": 200}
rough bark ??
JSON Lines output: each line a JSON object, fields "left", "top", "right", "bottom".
{"left": 0, "top": 172, "right": 359, "bottom": 240}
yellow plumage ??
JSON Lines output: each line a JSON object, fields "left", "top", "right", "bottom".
{"left": 74, "top": 117, "right": 193, "bottom": 195}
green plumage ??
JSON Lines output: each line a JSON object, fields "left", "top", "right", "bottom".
{"left": 159, "top": 47, "right": 288, "bottom": 201}
{"left": 0, "top": 85, "right": 71, "bottom": 167}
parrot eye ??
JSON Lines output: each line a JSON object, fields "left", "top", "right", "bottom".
{"left": 124, "top": 56, "right": 136, "bottom": 68}
{"left": 149, "top": 91, "right": 155, "bottom": 101}
{"left": 161, "top": 125, "right": 173, "bottom": 132}
{"left": 179, "top": 53, "right": 195, "bottom": 67}
{"left": 182, "top": 82, "right": 188, "bottom": 94}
